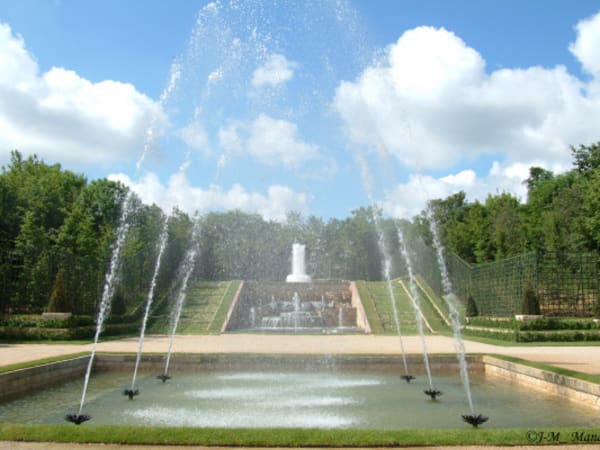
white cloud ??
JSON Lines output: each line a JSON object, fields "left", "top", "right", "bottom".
{"left": 218, "top": 114, "right": 335, "bottom": 176}
{"left": 0, "top": 22, "right": 166, "bottom": 168}
{"left": 109, "top": 171, "right": 309, "bottom": 222}
{"left": 251, "top": 53, "right": 296, "bottom": 88}
{"left": 382, "top": 159, "right": 559, "bottom": 218}
{"left": 570, "top": 10, "right": 600, "bottom": 78}
{"left": 333, "top": 20, "right": 600, "bottom": 173}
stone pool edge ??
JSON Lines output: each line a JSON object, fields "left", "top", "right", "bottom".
{"left": 483, "top": 355, "right": 600, "bottom": 409}
{"left": 2, "top": 353, "right": 600, "bottom": 410}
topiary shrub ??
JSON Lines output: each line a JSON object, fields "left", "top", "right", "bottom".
{"left": 466, "top": 294, "right": 479, "bottom": 317}
{"left": 521, "top": 283, "right": 540, "bottom": 315}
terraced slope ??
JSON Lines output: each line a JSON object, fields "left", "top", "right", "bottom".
{"left": 364, "top": 281, "right": 420, "bottom": 335}
{"left": 149, "top": 280, "right": 240, "bottom": 334}
{"left": 361, "top": 279, "right": 449, "bottom": 335}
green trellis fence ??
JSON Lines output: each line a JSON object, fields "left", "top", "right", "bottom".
{"left": 410, "top": 239, "right": 600, "bottom": 318}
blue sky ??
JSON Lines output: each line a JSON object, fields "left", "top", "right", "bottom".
{"left": 1, "top": 0, "right": 600, "bottom": 220}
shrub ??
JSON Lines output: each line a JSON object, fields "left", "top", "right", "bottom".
{"left": 521, "top": 283, "right": 540, "bottom": 315}
{"left": 466, "top": 294, "right": 478, "bottom": 317}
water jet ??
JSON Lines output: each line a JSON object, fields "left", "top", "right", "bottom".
{"left": 286, "top": 243, "right": 312, "bottom": 283}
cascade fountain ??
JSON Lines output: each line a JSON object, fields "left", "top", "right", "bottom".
{"left": 427, "top": 210, "right": 488, "bottom": 426}
{"left": 125, "top": 216, "right": 170, "bottom": 399}
{"left": 160, "top": 217, "right": 202, "bottom": 382}
{"left": 66, "top": 192, "right": 135, "bottom": 424}
{"left": 286, "top": 244, "right": 312, "bottom": 283}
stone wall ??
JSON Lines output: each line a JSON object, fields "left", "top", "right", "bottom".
{"left": 0, "top": 356, "right": 88, "bottom": 401}
{"left": 483, "top": 355, "right": 600, "bottom": 409}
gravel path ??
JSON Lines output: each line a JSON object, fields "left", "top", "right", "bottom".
{"left": 2, "top": 334, "right": 600, "bottom": 375}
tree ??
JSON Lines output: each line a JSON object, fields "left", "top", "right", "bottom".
{"left": 572, "top": 142, "right": 600, "bottom": 175}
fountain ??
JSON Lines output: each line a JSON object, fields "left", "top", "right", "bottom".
{"left": 5, "top": 353, "right": 600, "bottom": 431}
{"left": 65, "top": 413, "right": 90, "bottom": 425}
{"left": 286, "top": 244, "right": 312, "bottom": 283}
{"left": 355, "top": 156, "right": 413, "bottom": 382}
{"left": 427, "top": 209, "right": 488, "bottom": 425}
{"left": 127, "top": 216, "right": 170, "bottom": 398}
{"left": 66, "top": 192, "right": 135, "bottom": 424}
{"left": 396, "top": 226, "right": 440, "bottom": 400}
{"left": 223, "top": 281, "right": 365, "bottom": 333}
{"left": 6, "top": 0, "right": 588, "bottom": 441}
{"left": 160, "top": 217, "right": 202, "bottom": 381}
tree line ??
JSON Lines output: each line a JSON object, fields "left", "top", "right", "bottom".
{"left": 1, "top": 142, "right": 599, "bottom": 316}
{"left": 419, "top": 142, "right": 600, "bottom": 263}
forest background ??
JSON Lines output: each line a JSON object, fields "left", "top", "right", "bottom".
{"left": 2, "top": 142, "right": 600, "bottom": 318}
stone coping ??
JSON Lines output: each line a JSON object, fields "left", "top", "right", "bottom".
{"left": 483, "top": 355, "right": 600, "bottom": 408}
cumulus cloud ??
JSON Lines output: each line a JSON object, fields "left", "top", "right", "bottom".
{"left": 109, "top": 171, "right": 309, "bottom": 222}
{"left": 570, "top": 11, "right": 600, "bottom": 78}
{"left": 333, "top": 19, "right": 600, "bottom": 173}
{"left": 218, "top": 113, "right": 336, "bottom": 176}
{"left": 251, "top": 53, "right": 296, "bottom": 88}
{"left": 383, "top": 166, "right": 516, "bottom": 219}
{"left": 0, "top": 23, "right": 166, "bottom": 168}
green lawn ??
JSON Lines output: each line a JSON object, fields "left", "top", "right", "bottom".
{"left": 2, "top": 424, "right": 599, "bottom": 447}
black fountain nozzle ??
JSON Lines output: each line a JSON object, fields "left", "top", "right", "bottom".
{"left": 123, "top": 388, "right": 139, "bottom": 399}
{"left": 462, "top": 413, "right": 489, "bottom": 428}
{"left": 156, "top": 374, "right": 171, "bottom": 383}
{"left": 424, "top": 388, "right": 443, "bottom": 400}
{"left": 400, "top": 375, "right": 415, "bottom": 383}
{"left": 65, "top": 413, "right": 91, "bottom": 425}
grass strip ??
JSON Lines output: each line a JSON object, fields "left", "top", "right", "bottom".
{"left": 5, "top": 424, "right": 600, "bottom": 446}
{"left": 488, "top": 353, "right": 600, "bottom": 384}
{"left": 0, "top": 352, "right": 89, "bottom": 374}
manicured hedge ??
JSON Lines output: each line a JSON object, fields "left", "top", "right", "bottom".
{"left": 462, "top": 327, "right": 517, "bottom": 342}
{"left": 465, "top": 316, "right": 517, "bottom": 329}
{"left": 516, "top": 330, "right": 600, "bottom": 342}
{"left": 0, "top": 322, "right": 140, "bottom": 341}
{"left": 463, "top": 326, "right": 600, "bottom": 342}
{"left": 518, "top": 317, "right": 600, "bottom": 331}
{"left": 0, "top": 314, "right": 95, "bottom": 329}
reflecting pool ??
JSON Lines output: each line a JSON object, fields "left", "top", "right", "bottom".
{"left": 1, "top": 368, "right": 597, "bottom": 429}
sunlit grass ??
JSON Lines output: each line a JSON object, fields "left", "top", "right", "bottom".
{"left": 2, "top": 424, "right": 599, "bottom": 446}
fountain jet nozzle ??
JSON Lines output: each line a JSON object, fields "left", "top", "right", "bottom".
{"left": 65, "top": 413, "right": 91, "bottom": 425}
{"left": 157, "top": 374, "right": 171, "bottom": 383}
{"left": 462, "top": 414, "right": 489, "bottom": 428}
{"left": 400, "top": 375, "right": 415, "bottom": 383}
{"left": 424, "top": 388, "right": 442, "bottom": 400}
{"left": 123, "top": 388, "right": 139, "bottom": 399}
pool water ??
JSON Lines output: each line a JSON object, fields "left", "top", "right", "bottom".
{"left": 1, "top": 369, "right": 598, "bottom": 429}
